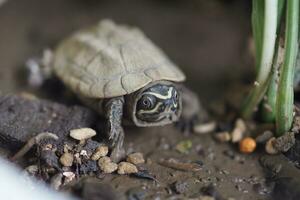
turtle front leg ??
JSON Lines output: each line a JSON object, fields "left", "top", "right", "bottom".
{"left": 176, "top": 85, "right": 208, "bottom": 135}
{"left": 104, "top": 97, "right": 126, "bottom": 162}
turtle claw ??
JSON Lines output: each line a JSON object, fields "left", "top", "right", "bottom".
{"left": 108, "top": 124, "right": 124, "bottom": 147}
{"left": 110, "top": 146, "right": 125, "bottom": 163}
{"left": 176, "top": 115, "right": 198, "bottom": 135}
{"left": 108, "top": 126, "right": 118, "bottom": 146}
{"left": 108, "top": 125, "right": 125, "bottom": 163}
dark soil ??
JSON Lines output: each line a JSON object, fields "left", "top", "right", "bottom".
{"left": 0, "top": 95, "right": 97, "bottom": 151}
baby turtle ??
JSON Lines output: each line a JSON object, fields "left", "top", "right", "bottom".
{"left": 28, "top": 20, "right": 202, "bottom": 161}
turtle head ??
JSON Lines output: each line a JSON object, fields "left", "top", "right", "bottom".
{"left": 132, "top": 83, "right": 182, "bottom": 126}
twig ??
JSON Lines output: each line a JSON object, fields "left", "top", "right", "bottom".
{"left": 11, "top": 132, "right": 58, "bottom": 161}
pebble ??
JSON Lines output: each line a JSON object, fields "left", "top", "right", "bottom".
{"left": 63, "top": 144, "right": 73, "bottom": 153}
{"left": 231, "top": 119, "right": 246, "bottom": 143}
{"left": 175, "top": 140, "right": 192, "bottom": 154}
{"left": 126, "top": 152, "right": 145, "bottom": 165}
{"left": 98, "top": 156, "right": 118, "bottom": 174}
{"left": 70, "top": 128, "right": 96, "bottom": 141}
{"left": 100, "top": 162, "right": 118, "bottom": 174}
{"left": 194, "top": 121, "right": 217, "bottom": 134}
{"left": 173, "top": 181, "right": 188, "bottom": 194}
{"left": 239, "top": 137, "right": 256, "bottom": 154}
{"left": 265, "top": 137, "right": 279, "bottom": 154}
{"left": 80, "top": 150, "right": 88, "bottom": 157}
{"left": 255, "top": 130, "right": 273, "bottom": 143}
{"left": 59, "top": 152, "right": 74, "bottom": 167}
{"left": 98, "top": 156, "right": 111, "bottom": 165}
{"left": 118, "top": 162, "right": 138, "bottom": 175}
{"left": 214, "top": 131, "right": 231, "bottom": 142}
{"left": 91, "top": 145, "right": 109, "bottom": 160}
{"left": 63, "top": 171, "right": 75, "bottom": 184}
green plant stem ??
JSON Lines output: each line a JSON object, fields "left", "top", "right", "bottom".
{"left": 262, "top": 43, "right": 284, "bottom": 122}
{"left": 252, "top": 0, "right": 264, "bottom": 72}
{"left": 262, "top": 1, "right": 285, "bottom": 122}
{"left": 262, "top": 70, "right": 278, "bottom": 122}
{"left": 242, "top": 0, "right": 278, "bottom": 119}
{"left": 276, "top": 0, "right": 299, "bottom": 136}
{"left": 277, "top": 0, "right": 286, "bottom": 28}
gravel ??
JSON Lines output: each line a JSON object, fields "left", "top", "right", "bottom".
{"left": 70, "top": 128, "right": 96, "bottom": 141}
{"left": 118, "top": 162, "right": 138, "bottom": 175}
{"left": 126, "top": 152, "right": 145, "bottom": 165}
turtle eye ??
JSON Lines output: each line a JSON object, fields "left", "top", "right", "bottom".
{"left": 143, "top": 99, "right": 151, "bottom": 107}
{"left": 138, "top": 96, "right": 155, "bottom": 110}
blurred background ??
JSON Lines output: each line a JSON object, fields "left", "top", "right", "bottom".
{"left": 0, "top": 0, "right": 252, "bottom": 100}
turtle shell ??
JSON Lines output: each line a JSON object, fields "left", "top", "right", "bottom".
{"left": 53, "top": 20, "right": 186, "bottom": 98}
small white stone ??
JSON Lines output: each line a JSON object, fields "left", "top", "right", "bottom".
{"left": 118, "top": 162, "right": 138, "bottom": 175}
{"left": 265, "top": 137, "right": 279, "bottom": 154}
{"left": 69, "top": 128, "right": 96, "bottom": 140}
{"left": 193, "top": 121, "right": 217, "bottom": 134}
{"left": 126, "top": 152, "right": 145, "bottom": 165}
{"left": 80, "top": 150, "right": 88, "bottom": 157}
{"left": 214, "top": 131, "right": 231, "bottom": 142}
{"left": 59, "top": 153, "right": 74, "bottom": 167}
{"left": 62, "top": 171, "right": 75, "bottom": 184}
{"left": 231, "top": 119, "right": 247, "bottom": 143}
{"left": 91, "top": 145, "right": 109, "bottom": 160}
{"left": 62, "top": 171, "right": 74, "bottom": 177}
